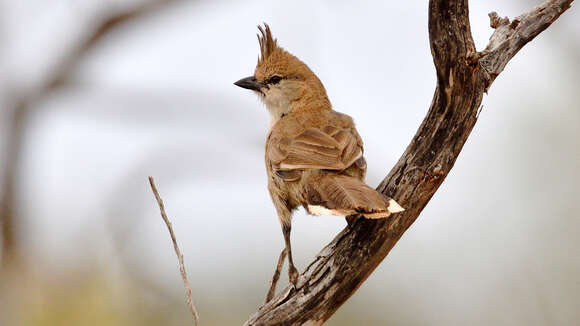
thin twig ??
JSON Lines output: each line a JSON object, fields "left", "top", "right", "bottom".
{"left": 148, "top": 176, "right": 200, "bottom": 326}
{"left": 265, "top": 248, "right": 287, "bottom": 303}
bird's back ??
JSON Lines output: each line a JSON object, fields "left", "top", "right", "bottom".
{"left": 266, "top": 109, "right": 366, "bottom": 179}
{"left": 266, "top": 109, "right": 403, "bottom": 218}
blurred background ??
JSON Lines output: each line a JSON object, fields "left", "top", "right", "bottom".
{"left": 0, "top": 0, "right": 578, "bottom": 325}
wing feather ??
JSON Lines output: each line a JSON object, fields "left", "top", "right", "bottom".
{"left": 270, "top": 121, "right": 363, "bottom": 171}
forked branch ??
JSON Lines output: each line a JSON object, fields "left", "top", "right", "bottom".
{"left": 243, "top": 0, "right": 573, "bottom": 325}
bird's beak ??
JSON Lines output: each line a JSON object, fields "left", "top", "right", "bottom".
{"left": 234, "top": 76, "right": 262, "bottom": 92}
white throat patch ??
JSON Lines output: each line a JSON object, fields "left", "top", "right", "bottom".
{"left": 260, "top": 86, "right": 291, "bottom": 129}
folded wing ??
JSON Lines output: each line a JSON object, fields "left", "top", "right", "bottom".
{"left": 268, "top": 125, "right": 363, "bottom": 172}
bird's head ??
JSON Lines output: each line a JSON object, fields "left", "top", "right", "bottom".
{"left": 235, "top": 24, "right": 330, "bottom": 125}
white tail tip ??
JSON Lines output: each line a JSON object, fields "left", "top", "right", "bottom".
{"left": 387, "top": 199, "right": 405, "bottom": 213}
{"left": 307, "top": 205, "right": 345, "bottom": 216}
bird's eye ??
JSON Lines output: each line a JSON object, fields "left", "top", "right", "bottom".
{"left": 269, "top": 76, "right": 282, "bottom": 84}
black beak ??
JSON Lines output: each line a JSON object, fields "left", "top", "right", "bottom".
{"left": 234, "top": 76, "right": 262, "bottom": 91}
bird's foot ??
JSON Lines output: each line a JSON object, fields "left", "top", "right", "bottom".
{"left": 289, "top": 265, "right": 299, "bottom": 287}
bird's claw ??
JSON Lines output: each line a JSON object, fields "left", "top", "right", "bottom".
{"left": 289, "top": 265, "right": 299, "bottom": 287}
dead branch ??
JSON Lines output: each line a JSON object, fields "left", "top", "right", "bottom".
{"left": 0, "top": 0, "right": 181, "bottom": 269}
{"left": 148, "top": 177, "right": 200, "bottom": 326}
{"left": 265, "top": 248, "right": 287, "bottom": 303}
{"left": 243, "top": 0, "right": 574, "bottom": 325}
{"left": 45, "top": 0, "right": 182, "bottom": 91}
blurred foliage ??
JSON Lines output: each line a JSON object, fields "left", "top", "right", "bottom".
{"left": 2, "top": 267, "right": 186, "bottom": 326}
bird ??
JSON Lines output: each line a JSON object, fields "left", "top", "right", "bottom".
{"left": 234, "top": 24, "right": 404, "bottom": 287}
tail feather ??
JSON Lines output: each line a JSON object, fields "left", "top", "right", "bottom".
{"left": 306, "top": 174, "right": 404, "bottom": 219}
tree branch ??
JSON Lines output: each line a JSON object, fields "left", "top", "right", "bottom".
{"left": 0, "top": 0, "right": 181, "bottom": 269}
{"left": 148, "top": 177, "right": 200, "bottom": 326}
{"left": 243, "top": 0, "right": 573, "bottom": 325}
{"left": 479, "top": 0, "right": 573, "bottom": 87}
{"left": 46, "top": 0, "right": 181, "bottom": 91}
{"left": 265, "top": 248, "right": 288, "bottom": 303}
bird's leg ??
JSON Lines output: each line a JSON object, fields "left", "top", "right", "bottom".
{"left": 282, "top": 223, "right": 299, "bottom": 286}
{"left": 265, "top": 247, "right": 287, "bottom": 303}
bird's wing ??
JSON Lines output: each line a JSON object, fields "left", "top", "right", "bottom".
{"left": 268, "top": 124, "right": 363, "bottom": 171}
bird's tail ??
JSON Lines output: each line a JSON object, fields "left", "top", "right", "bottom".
{"left": 305, "top": 174, "right": 404, "bottom": 219}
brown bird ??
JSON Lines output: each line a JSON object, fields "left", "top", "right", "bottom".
{"left": 234, "top": 24, "right": 404, "bottom": 287}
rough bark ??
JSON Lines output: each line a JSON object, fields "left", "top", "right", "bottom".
{"left": 244, "top": 0, "right": 573, "bottom": 325}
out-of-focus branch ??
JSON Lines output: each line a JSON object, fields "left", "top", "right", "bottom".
{"left": 148, "top": 177, "right": 200, "bottom": 326}
{"left": 0, "top": 0, "right": 181, "bottom": 269}
{"left": 0, "top": 100, "right": 27, "bottom": 268}
{"left": 243, "top": 0, "right": 573, "bottom": 325}
{"left": 46, "top": 0, "right": 181, "bottom": 91}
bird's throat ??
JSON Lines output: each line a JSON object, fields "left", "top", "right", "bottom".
{"left": 267, "top": 103, "right": 290, "bottom": 130}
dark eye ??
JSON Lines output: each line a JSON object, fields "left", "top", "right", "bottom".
{"left": 269, "top": 76, "right": 282, "bottom": 84}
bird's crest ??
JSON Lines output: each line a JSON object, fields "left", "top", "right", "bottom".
{"left": 257, "top": 23, "right": 278, "bottom": 64}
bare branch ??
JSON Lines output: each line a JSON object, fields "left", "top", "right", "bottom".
{"left": 46, "top": 0, "right": 181, "bottom": 91}
{"left": 148, "top": 177, "right": 200, "bottom": 326}
{"left": 0, "top": 0, "right": 181, "bottom": 269}
{"left": 265, "top": 248, "right": 287, "bottom": 303}
{"left": 243, "top": 0, "right": 574, "bottom": 324}
{"left": 479, "top": 0, "right": 574, "bottom": 87}
{"left": 0, "top": 100, "right": 27, "bottom": 269}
